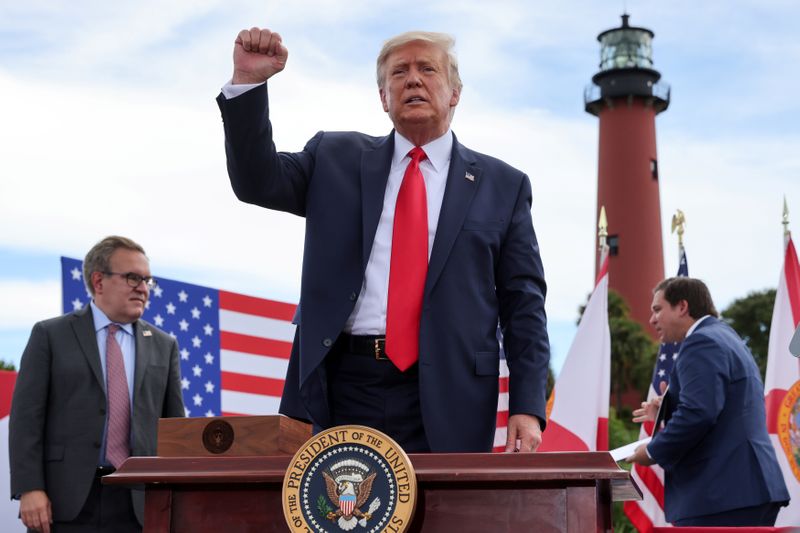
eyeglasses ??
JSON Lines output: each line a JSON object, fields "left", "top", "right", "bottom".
{"left": 103, "top": 271, "right": 157, "bottom": 289}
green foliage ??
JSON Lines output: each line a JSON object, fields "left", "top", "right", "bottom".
{"left": 545, "top": 365, "right": 555, "bottom": 400}
{"left": 317, "top": 494, "right": 333, "bottom": 517}
{"left": 612, "top": 504, "right": 639, "bottom": 533}
{"left": 609, "top": 407, "right": 643, "bottom": 532}
{"left": 0, "top": 360, "right": 15, "bottom": 371}
{"left": 720, "top": 288, "right": 776, "bottom": 380}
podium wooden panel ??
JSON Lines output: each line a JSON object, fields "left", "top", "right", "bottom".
{"left": 156, "top": 415, "right": 311, "bottom": 457}
{"left": 107, "top": 443, "right": 641, "bottom": 532}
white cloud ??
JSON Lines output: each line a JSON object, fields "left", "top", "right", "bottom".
{"left": 1, "top": 0, "right": 799, "bottom": 328}
{"left": 0, "top": 280, "right": 61, "bottom": 329}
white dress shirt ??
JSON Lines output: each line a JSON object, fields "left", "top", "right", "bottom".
{"left": 345, "top": 130, "right": 452, "bottom": 334}
{"left": 220, "top": 80, "right": 454, "bottom": 335}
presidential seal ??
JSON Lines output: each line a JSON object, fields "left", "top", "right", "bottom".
{"left": 777, "top": 379, "right": 800, "bottom": 481}
{"left": 282, "top": 425, "right": 416, "bottom": 533}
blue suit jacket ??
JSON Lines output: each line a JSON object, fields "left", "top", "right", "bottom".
{"left": 216, "top": 84, "right": 550, "bottom": 452}
{"left": 647, "top": 317, "right": 789, "bottom": 522}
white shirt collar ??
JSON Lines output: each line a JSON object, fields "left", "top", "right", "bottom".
{"left": 90, "top": 300, "right": 135, "bottom": 335}
{"left": 392, "top": 130, "right": 453, "bottom": 173}
{"left": 685, "top": 315, "right": 711, "bottom": 338}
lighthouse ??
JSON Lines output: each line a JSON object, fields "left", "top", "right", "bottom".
{"left": 585, "top": 14, "right": 670, "bottom": 331}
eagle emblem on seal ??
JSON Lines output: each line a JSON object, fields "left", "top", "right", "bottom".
{"left": 322, "top": 459, "right": 382, "bottom": 531}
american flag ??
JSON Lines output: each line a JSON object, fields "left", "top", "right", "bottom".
{"left": 624, "top": 244, "right": 688, "bottom": 531}
{"left": 493, "top": 338, "right": 510, "bottom": 452}
{"left": 61, "top": 257, "right": 510, "bottom": 442}
{"left": 60, "top": 257, "right": 295, "bottom": 417}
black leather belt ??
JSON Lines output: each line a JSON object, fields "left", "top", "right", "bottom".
{"left": 339, "top": 333, "right": 389, "bottom": 360}
{"left": 95, "top": 466, "right": 116, "bottom": 477}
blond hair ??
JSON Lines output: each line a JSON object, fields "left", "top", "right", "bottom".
{"left": 376, "top": 31, "right": 462, "bottom": 91}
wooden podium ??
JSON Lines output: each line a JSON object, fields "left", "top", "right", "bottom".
{"left": 105, "top": 416, "right": 641, "bottom": 532}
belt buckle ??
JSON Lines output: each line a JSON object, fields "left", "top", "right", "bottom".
{"left": 374, "top": 338, "right": 388, "bottom": 360}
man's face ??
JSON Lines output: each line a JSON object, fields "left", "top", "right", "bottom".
{"left": 379, "top": 40, "right": 460, "bottom": 141}
{"left": 92, "top": 248, "right": 150, "bottom": 324}
{"left": 649, "top": 290, "right": 689, "bottom": 343}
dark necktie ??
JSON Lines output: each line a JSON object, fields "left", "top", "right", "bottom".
{"left": 105, "top": 324, "right": 131, "bottom": 468}
{"left": 386, "top": 147, "right": 428, "bottom": 371}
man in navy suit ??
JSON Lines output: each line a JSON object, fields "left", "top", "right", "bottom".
{"left": 216, "top": 28, "right": 550, "bottom": 453}
{"left": 628, "top": 277, "right": 789, "bottom": 526}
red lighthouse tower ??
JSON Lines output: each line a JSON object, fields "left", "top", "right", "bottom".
{"left": 585, "top": 14, "right": 670, "bottom": 332}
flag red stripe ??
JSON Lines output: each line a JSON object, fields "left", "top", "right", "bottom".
{"left": 765, "top": 388, "right": 788, "bottom": 434}
{"left": 596, "top": 255, "right": 609, "bottom": 286}
{"left": 220, "top": 331, "right": 292, "bottom": 359}
{"left": 596, "top": 417, "right": 608, "bottom": 451}
{"left": 496, "top": 410, "right": 508, "bottom": 428}
{"left": 498, "top": 376, "right": 509, "bottom": 393}
{"left": 786, "top": 239, "right": 800, "bottom": 326}
{"left": 219, "top": 290, "right": 297, "bottom": 321}
{"left": 221, "top": 371, "right": 285, "bottom": 396}
{"left": 537, "top": 419, "right": 590, "bottom": 452}
{"left": 635, "top": 463, "right": 665, "bottom": 507}
{"left": 623, "top": 500, "right": 655, "bottom": 533}
{"left": 0, "top": 370, "right": 17, "bottom": 419}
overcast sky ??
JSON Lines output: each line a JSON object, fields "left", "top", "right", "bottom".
{"left": 1, "top": 0, "right": 798, "bottom": 372}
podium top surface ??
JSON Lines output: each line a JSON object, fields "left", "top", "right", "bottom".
{"left": 105, "top": 451, "right": 641, "bottom": 502}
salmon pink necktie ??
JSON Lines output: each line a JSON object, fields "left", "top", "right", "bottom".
{"left": 386, "top": 147, "right": 428, "bottom": 371}
{"left": 105, "top": 324, "right": 131, "bottom": 468}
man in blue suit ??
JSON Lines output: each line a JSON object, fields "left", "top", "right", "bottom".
{"left": 216, "top": 27, "right": 550, "bottom": 453}
{"left": 628, "top": 277, "right": 789, "bottom": 526}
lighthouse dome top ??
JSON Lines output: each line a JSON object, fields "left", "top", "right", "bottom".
{"left": 597, "top": 14, "right": 655, "bottom": 71}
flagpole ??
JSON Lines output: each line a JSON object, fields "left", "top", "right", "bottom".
{"left": 671, "top": 209, "right": 686, "bottom": 263}
{"left": 783, "top": 195, "right": 791, "bottom": 248}
{"left": 598, "top": 205, "right": 609, "bottom": 267}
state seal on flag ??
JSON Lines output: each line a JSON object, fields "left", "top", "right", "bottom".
{"left": 282, "top": 425, "right": 416, "bottom": 533}
{"left": 777, "top": 379, "right": 800, "bottom": 481}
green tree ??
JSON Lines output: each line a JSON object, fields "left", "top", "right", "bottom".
{"left": 720, "top": 288, "right": 776, "bottom": 380}
{"left": 0, "top": 359, "right": 15, "bottom": 371}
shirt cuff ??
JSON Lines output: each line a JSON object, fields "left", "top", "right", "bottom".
{"left": 220, "top": 79, "right": 265, "bottom": 100}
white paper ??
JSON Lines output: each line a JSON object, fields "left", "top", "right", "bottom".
{"left": 609, "top": 436, "right": 651, "bottom": 462}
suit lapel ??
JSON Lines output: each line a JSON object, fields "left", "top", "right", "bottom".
{"left": 360, "top": 134, "right": 395, "bottom": 273}
{"left": 71, "top": 305, "right": 105, "bottom": 392}
{"left": 133, "top": 320, "right": 153, "bottom": 400}
{"left": 425, "top": 138, "right": 481, "bottom": 295}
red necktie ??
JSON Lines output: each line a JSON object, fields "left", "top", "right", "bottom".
{"left": 105, "top": 324, "right": 131, "bottom": 468}
{"left": 386, "top": 147, "right": 428, "bottom": 371}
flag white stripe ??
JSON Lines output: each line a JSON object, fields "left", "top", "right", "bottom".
{"left": 493, "top": 426, "right": 507, "bottom": 448}
{"left": 220, "top": 349, "right": 288, "bottom": 380}
{"left": 497, "top": 392, "right": 509, "bottom": 412}
{"left": 221, "top": 389, "right": 282, "bottom": 415}
{"left": 0, "top": 417, "right": 25, "bottom": 532}
{"left": 220, "top": 309, "right": 295, "bottom": 342}
{"left": 499, "top": 359, "right": 509, "bottom": 378}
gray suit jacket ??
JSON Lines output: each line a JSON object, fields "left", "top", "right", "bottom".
{"left": 8, "top": 305, "right": 184, "bottom": 524}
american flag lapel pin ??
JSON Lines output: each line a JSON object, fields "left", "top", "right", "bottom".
{"left": 142, "top": 329, "right": 152, "bottom": 337}
{"left": 465, "top": 171, "right": 475, "bottom": 182}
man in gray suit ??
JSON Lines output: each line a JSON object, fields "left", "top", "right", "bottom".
{"left": 9, "top": 236, "right": 185, "bottom": 532}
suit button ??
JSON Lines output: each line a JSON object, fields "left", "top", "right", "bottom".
{"left": 322, "top": 338, "right": 333, "bottom": 347}
{"left": 99, "top": 408, "right": 106, "bottom": 416}
{"left": 349, "top": 292, "right": 357, "bottom": 301}
{"left": 93, "top": 442, "right": 101, "bottom": 449}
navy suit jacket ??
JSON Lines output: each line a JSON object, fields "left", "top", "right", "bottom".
{"left": 647, "top": 317, "right": 789, "bottom": 522}
{"left": 216, "top": 84, "right": 550, "bottom": 452}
